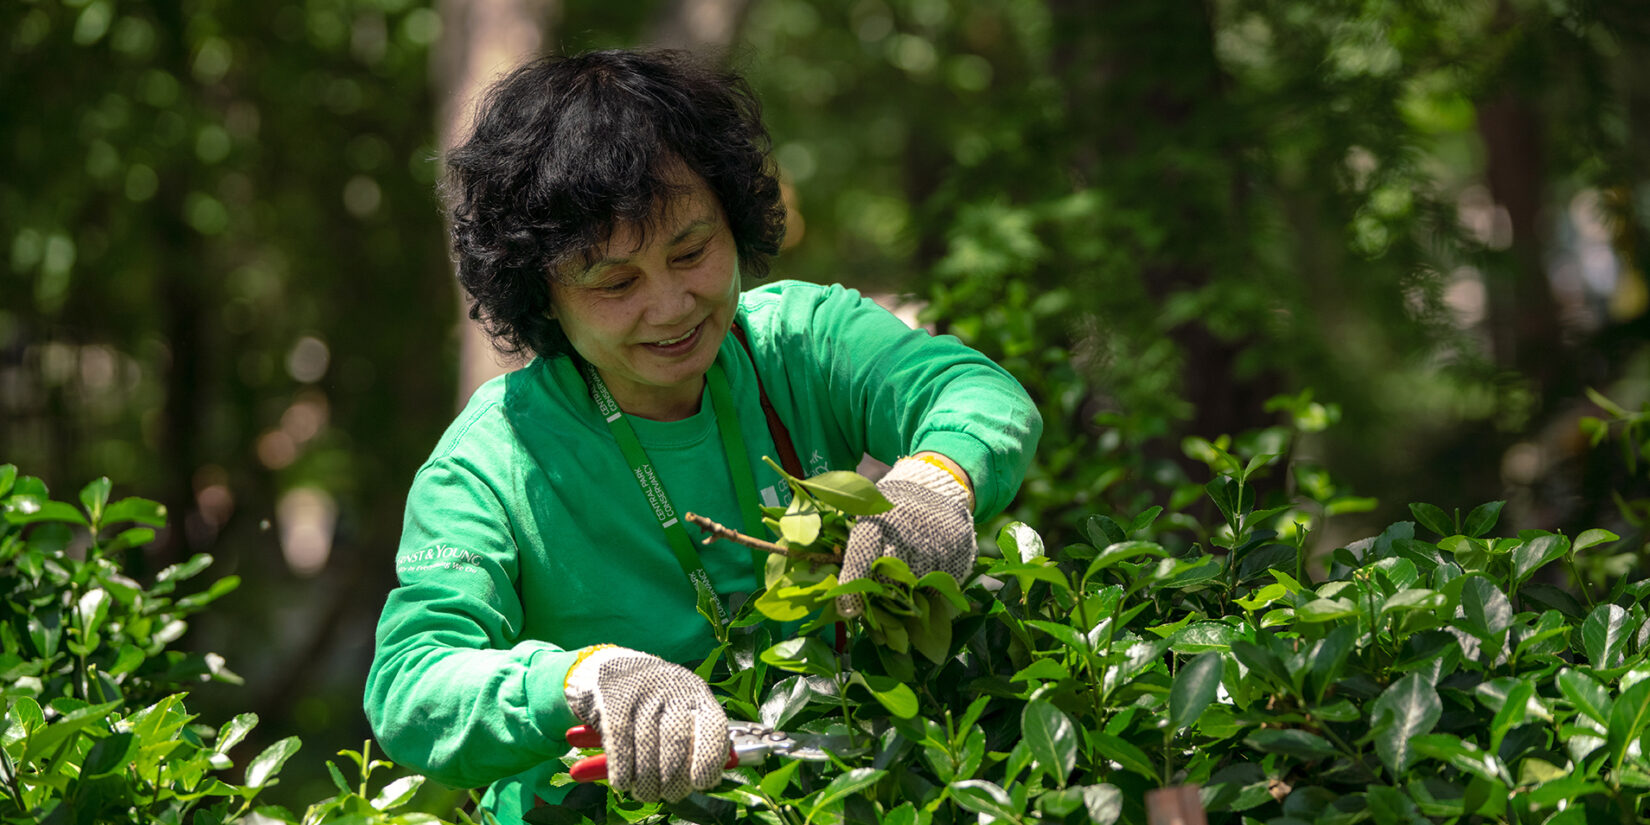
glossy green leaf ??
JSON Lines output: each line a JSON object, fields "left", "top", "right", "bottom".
{"left": 155, "top": 553, "right": 214, "bottom": 585}
{"left": 882, "top": 803, "right": 922, "bottom": 825}
{"left": 948, "top": 779, "right": 1017, "bottom": 820}
{"left": 1230, "top": 639, "right": 1293, "bottom": 691}
{"left": 868, "top": 555, "right": 920, "bottom": 587}
{"left": 214, "top": 713, "right": 257, "bottom": 756}
{"left": 778, "top": 495, "right": 821, "bottom": 546}
{"left": 796, "top": 472, "right": 892, "bottom": 515}
{"left": 811, "top": 768, "right": 886, "bottom": 815}
{"left": 1082, "top": 784, "right": 1123, "bottom": 825}
{"left": 852, "top": 673, "right": 918, "bottom": 719}
{"left": 759, "top": 758, "right": 802, "bottom": 800}
{"left": 1244, "top": 728, "right": 1338, "bottom": 760}
{"left": 759, "top": 637, "right": 839, "bottom": 678}
{"left": 1409, "top": 503, "right": 1454, "bottom": 537}
{"left": 1556, "top": 669, "right": 1612, "bottom": 726}
{"left": 760, "top": 676, "right": 812, "bottom": 730}
{"left": 5, "top": 697, "right": 45, "bottom": 743}
{"left": 1084, "top": 514, "right": 1127, "bottom": 549}
{"left": 22, "top": 701, "right": 121, "bottom": 763}
{"left": 1171, "top": 622, "right": 1236, "bottom": 653}
{"left": 78, "top": 477, "right": 112, "bottom": 525}
{"left": 1380, "top": 588, "right": 1445, "bottom": 614}
{"left": 81, "top": 732, "right": 135, "bottom": 777}
{"left": 1026, "top": 619, "right": 1091, "bottom": 654}
{"left": 997, "top": 521, "right": 1045, "bottom": 562}
{"left": 1372, "top": 673, "right": 1442, "bottom": 774}
{"left": 1487, "top": 679, "right": 1535, "bottom": 753}
{"left": 1089, "top": 732, "right": 1159, "bottom": 781}
{"left": 1582, "top": 604, "right": 1630, "bottom": 669}
{"left": 1022, "top": 699, "right": 1078, "bottom": 787}
{"left": 101, "top": 496, "right": 167, "bottom": 527}
{"left": 1607, "top": 678, "right": 1650, "bottom": 770}
{"left": 1159, "top": 554, "right": 1224, "bottom": 587}
{"left": 1295, "top": 597, "right": 1358, "bottom": 622}
{"left": 26, "top": 610, "right": 61, "bottom": 660}
{"left": 1460, "top": 576, "right": 1513, "bottom": 639}
{"left": 1512, "top": 534, "right": 1569, "bottom": 585}
{"left": 1234, "top": 582, "right": 1288, "bottom": 612}
{"left": 906, "top": 591, "right": 953, "bottom": 664}
{"left": 1522, "top": 583, "right": 1587, "bottom": 620}
{"left": 1462, "top": 501, "right": 1505, "bottom": 538}
{"left": 1129, "top": 506, "right": 1164, "bottom": 533}
{"left": 1305, "top": 625, "right": 1357, "bottom": 704}
{"left": 913, "top": 569, "right": 970, "bottom": 611}
{"left": 76, "top": 588, "right": 111, "bottom": 637}
{"left": 1011, "top": 658, "right": 1072, "bottom": 683}
{"left": 1409, "top": 734, "right": 1507, "bottom": 784}
{"left": 1574, "top": 529, "right": 1619, "bottom": 553}
{"left": 1085, "top": 540, "right": 1168, "bottom": 578}
{"left": 370, "top": 775, "right": 424, "bottom": 811}
{"left": 755, "top": 575, "right": 836, "bottom": 623}
{"left": 1169, "top": 651, "right": 1223, "bottom": 733}
{"left": 1365, "top": 784, "right": 1424, "bottom": 825}
{"left": 5, "top": 497, "right": 89, "bottom": 526}
{"left": 244, "top": 736, "right": 301, "bottom": 789}
{"left": 990, "top": 559, "right": 1071, "bottom": 593}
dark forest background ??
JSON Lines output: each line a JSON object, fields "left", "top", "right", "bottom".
{"left": 3, "top": 0, "right": 1647, "bottom": 806}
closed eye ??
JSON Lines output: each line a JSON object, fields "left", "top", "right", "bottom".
{"left": 595, "top": 277, "right": 636, "bottom": 294}
{"left": 672, "top": 244, "right": 710, "bottom": 266}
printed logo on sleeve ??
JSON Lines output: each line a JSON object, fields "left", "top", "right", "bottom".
{"left": 396, "top": 544, "right": 485, "bottom": 575}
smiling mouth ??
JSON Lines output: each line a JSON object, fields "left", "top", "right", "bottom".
{"left": 644, "top": 320, "right": 705, "bottom": 350}
{"left": 654, "top": 326, "right": 698, "bottom": 346}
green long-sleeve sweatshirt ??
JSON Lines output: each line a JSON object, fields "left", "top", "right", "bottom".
{"left": 364, "top": 281, "right": 1042, "bottom": 820}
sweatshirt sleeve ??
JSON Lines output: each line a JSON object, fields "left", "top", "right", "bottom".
{"left": 363, "top": 445, "right": 581, "bottom": 790}
{"left": 747, "top": 282, "right": 1043, "bottom": 519}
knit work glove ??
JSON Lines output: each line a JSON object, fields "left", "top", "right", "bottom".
{"left": 563, "top": 645, "right": 730, "bottom": 802}
{"left": 837, "top": 456, "right": 976, "bottom": 618}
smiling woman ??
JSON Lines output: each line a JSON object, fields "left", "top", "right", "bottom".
{"left": 548, "top": 170, "right": 742, "bottom": 422}
{"left": 363, "top": 48, "right": 1043, "bottom": 822}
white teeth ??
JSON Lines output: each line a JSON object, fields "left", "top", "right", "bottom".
{"left": 653, "top": 325, "right": 697, "bottom": 346}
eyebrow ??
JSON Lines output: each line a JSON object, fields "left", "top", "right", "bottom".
{"left": 583, "top": 218, "right": 717, "bottom": 275}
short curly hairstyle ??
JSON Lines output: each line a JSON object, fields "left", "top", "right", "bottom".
{"left": 443, "top": 49, "right": 787, "bottom": 359}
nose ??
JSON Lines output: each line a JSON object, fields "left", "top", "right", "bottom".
{"left": 641, "top": 269, "right": 696, "bottom": 328}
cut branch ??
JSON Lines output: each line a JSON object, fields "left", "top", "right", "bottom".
{"left": 684, "top": 512, "right": 843, "bottom": 564}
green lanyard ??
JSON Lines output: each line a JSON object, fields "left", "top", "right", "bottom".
{"left": 577, "top": 359, "right": 768, "bottom": 612}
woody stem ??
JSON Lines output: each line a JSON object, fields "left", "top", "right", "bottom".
{"left": 684, "top": 512, "right": 843, "bottom": 564}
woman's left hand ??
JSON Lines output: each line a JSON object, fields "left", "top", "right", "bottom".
{"left": 836, "top": 455, "right": 976, "bottom": 617}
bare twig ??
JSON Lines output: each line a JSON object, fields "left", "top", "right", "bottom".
{"left": 684, "top": 512, "right": 843, "bottom": 564}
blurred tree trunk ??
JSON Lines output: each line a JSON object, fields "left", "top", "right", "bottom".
{"left": 154, "top": 1, "right": 206, "bottom": 567}
{"left": 1476, "top": 4, "right": 1564, "bottom": 404}
{"left": 439, "top": 0, "right": 561, "bottom": 406}
{"left": 645, "top": 0, "right": 755, "bottom": 55}
{"left": 1048, "top": 0, "right": 1275, "bottom": 444}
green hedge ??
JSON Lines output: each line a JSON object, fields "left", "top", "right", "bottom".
{"left": 4, "top": 425, "right": 1645, "bottom": 824}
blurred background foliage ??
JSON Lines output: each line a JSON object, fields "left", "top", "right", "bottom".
{"left": 3, "top": 0, "right": 1648, "bottom": 809}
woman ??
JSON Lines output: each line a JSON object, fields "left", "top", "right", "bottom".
{"left": 364, "top": 49, "right": 1042, "bottom": 821}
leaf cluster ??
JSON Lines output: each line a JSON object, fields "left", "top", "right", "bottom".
{"left": 550, "top": 456, "right": 1650, "bottom": 825}
{"left": 0, "top": 466, "right": 453, "bottom": 824}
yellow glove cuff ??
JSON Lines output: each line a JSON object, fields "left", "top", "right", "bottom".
{"left": 564, "top": 643, "right": 618, "bottom": 690}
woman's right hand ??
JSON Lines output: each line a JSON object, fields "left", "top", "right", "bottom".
{"left": 562, "top": 645, "right": 729, "bottom": 802}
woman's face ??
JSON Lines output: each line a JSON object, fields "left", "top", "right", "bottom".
{"left": 549, "top": 174, "right": 741, "bottom": 421}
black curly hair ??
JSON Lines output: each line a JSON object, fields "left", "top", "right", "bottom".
{"left": 443, "top": 49, "right": 787, "bottom": 359}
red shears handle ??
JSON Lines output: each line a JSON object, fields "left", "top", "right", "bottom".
{"left": 565, "top": 725, "right": 738, "bottom": 782}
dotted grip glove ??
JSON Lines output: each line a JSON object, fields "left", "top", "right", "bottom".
{"left": 837, "top": 456, "right": 976, "bottom": 618}
{"left": 563, "top": 645, "right": 730, "bottom": 802}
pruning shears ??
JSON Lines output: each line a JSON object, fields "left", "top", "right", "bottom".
{"left": 566, "top": 720, "right": 851, "bottom": 782}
